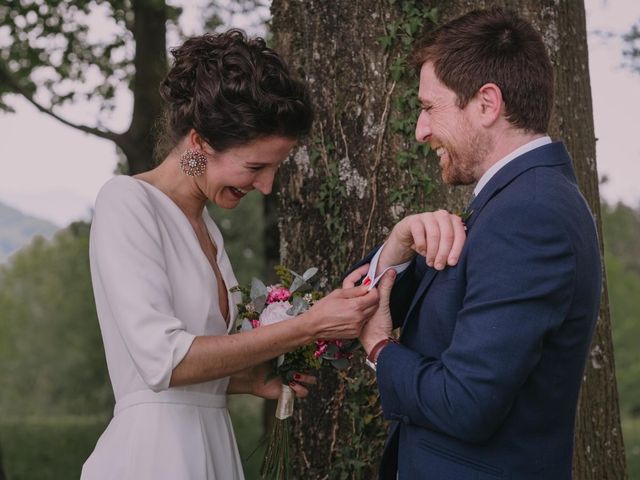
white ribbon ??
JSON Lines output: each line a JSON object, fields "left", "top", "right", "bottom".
{"left": 275, "top": 384, "right": 295, "bottom": 420}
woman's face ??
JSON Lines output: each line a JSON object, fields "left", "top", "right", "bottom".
{"left": 200, "top": 135, "right": 296, "bottom": 209}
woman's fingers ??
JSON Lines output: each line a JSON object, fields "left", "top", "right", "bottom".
{"left": 288, "top": 381, "right": 309, "bottom": 398}
{"left": 292, "top": 373, "right": 317, "bottom": 385}
{"left": 342, "top": 264, "right": 370, "bottom": 288}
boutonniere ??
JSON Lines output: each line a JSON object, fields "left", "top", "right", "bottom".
{"left": 455, "top": 208, "right": 474, "bottom": 223}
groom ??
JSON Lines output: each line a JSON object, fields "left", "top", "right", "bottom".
{"left": 357, "top": 8, "right": 602, "bottom": 480}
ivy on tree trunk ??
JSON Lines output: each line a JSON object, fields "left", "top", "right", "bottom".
{"left": 271, "top": 0, "right": 627, "bottom": 478}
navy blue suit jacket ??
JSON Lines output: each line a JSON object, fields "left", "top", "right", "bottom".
{"left": 374, "top": 142, "right": 601, "bottom": 479}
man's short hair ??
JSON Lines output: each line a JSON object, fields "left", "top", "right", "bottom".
{"left": 411, "top": 8, "right": 554, "bottom": 134}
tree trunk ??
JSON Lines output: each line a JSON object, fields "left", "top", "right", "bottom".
{"left": 271, "top": 0, "right": 626, "bottom": 478}
{"left": 118, "top": 0, "right": 168, "bottom": 174}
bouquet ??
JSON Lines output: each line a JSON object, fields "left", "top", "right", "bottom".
{"left": 231, "top": 265, "right": 356, "bottom": 480}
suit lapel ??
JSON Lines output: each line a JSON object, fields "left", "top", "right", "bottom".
{"left": 465, "top": 141, "right": 572, "bottom": 231}
{"left": 401, "top": 267, "right": 438, "bottom": 332}
{"left": 397, "top": 142, "right": 574, "bottom": 337}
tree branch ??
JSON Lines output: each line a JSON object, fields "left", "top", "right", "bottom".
{"left": 0, "top": 61, "right": 120, "bottom": 144}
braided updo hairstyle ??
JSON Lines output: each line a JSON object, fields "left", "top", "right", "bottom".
{"left": 156, "top": 29, "right": 313, "bottom": 160}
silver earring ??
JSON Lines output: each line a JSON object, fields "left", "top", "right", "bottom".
{"left": 179, "top": 148, "right": 207, "bottom": 176}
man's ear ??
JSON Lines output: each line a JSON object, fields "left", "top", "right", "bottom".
{"left": 476, "top": 83, "right": 503, "bottom": 127}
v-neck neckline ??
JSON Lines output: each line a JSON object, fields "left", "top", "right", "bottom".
{"left": 132, "top": 177, "right": 233, "bottom": 331}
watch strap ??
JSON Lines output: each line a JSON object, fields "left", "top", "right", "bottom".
{"left": 366, "top": 337, "right": 398, "bottom": 371}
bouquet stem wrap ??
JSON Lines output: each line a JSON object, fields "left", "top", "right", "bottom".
{"left": 261, "top": 385, "right": 295, "bottom": 479}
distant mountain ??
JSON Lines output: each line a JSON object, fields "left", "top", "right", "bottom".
{"left": 0, "top": 201, "right": 59, "bottom": 263}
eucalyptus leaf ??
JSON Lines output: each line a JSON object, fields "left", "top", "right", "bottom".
{"left": 250, "top": 277, "right": 268, "bottom": 300}
{"left": 302, "top": 267, "right": 318, "bottom": 281}
{"left": 289, "top": 275, "right": 305, "bottom": 293}
{"left": 286, "top": 296, "right": 309, "bottom": 316}
{"left": 276, "top": 354, "right": 285, "bottom": 368}
{"left": 330, "top": 358, "right": 350, "bottom": 370}
{"left": 325, "top": 343, "right": 339, "bottom": 358}
{"left": 240, "top": 319, "right": 253, "bottom": 332}
{"left": 252, "top": 295, "right": 267, "bottom": 313}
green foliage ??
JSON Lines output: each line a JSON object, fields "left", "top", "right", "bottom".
{"left": 318, "top": 4, "right": 440, "bottom": 476}
{"left": 0, "top": 415, "right": 108, "bottom": 480}
{"left": 606, "top": 252, "right": 640, "bottom": 416}
{"left": 0, "top": 221, "right": 112, "bottom": 416}
{"left": 601, "top": 201, "right": 640, "bottom": 475}
{"left": 0, "top": 402, "right": 266, "bottom": 480}
{"left": 332, "top": 373, "right": 389, "bottom": 480}
{"left": 380, "top": 1, "right": 438, "bottom": 208}
{"left": 228, "top": 395, "right": 266, "bottom": 480}
{"left": 602, "top": 202, "right": 640, "bottom": 416}
{"left": 310, "top": 138, "right": 353, "bottom": 274}
{"left": 622, "top": 414, "right": 640, "bottom": 480}
{"left": 602, "top": 202, "right": 640, "bottom": 276}
{"left": 0, "top": 0, "right": 172, "bottom": 114}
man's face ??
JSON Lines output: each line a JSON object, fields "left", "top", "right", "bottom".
{"left": 415, "top": 62, "right": 489, "bottom": 186}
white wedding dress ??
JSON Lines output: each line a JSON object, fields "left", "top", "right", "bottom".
{"left": 81, "top": 176, "right": 244, "bottom": 480}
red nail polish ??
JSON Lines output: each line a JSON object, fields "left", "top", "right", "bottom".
{"left": 363, "top": 277, "right": 372, "bottom": 286}
{"left": 294, "top": 374, "right": 301, "bottom": 380}
{"left": 289, "top": 381, "right": 296, "bottom": 387}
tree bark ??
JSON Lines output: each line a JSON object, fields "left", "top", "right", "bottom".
{"left": 117, "top": 0, "right": 168, "bottom": 174}
{"left": 271, "top": 0, "right": 627, "bottom": 478}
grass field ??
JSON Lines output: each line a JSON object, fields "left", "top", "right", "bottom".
{"left": 623, "top": 414, "right": 640, "bottom": 480}
{"left": 0, "top": 396, "right": 265, "bottom": 480}
{"left": 0, "top": 415, "right": 108, "bottom": 480}
{"left": 0, "top": 404, "right": 636, "bottom": 479}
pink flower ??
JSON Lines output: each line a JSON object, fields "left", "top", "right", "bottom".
{"left": 259, "top": 301, "right": 294, "bottom": 326}
{"left": 314, "top": 340, "right": 329, "bottom": 358}
{"left": 266, "top": 286, "right": 291, "bottom": 304}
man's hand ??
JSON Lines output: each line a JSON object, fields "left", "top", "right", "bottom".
{"left": 360, "top": 269, "right": 396, "bottom": 355}
{"left": 378, "top": 210, "right": 466, "bottom": 274}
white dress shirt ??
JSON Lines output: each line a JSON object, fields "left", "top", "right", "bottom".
{"left": 364, "top": 135, "right": 553, "bottom": 288}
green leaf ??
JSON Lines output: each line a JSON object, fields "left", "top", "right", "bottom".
{"left": 330, "top": 358, "right": 350, "bottom": 370}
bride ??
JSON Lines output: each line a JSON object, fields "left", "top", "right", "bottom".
{"left": 81, "top": 30, "right": 381, "bottom": 480}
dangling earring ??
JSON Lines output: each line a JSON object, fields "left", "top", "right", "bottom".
{"left": 179, "top": 148, "right": 207, "bottom": 177}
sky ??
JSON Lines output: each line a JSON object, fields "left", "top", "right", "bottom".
{"left": 0, "top": 0, "right": 638, "bottom": 228}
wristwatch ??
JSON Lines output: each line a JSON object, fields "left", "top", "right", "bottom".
{"left": 365, "top": 337, "right": 399, "bottom": 372}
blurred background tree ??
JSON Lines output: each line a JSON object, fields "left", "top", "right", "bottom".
{"left": 0, "top": 0, "right": 268, "bottom": 174}
{"left": 623, "top": 19, "right": 640, "bottom": 73}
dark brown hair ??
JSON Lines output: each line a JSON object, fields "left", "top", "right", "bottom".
{"left": 156, "top": 29, "right": 313, "bottom": 160}
{"left": 411, "top": 8, "right": 554, "bottom": 133}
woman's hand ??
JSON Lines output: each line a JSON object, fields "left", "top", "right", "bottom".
{"left": 228, "top": 363, "right": 317, "bottom": 399}
{"left": 304, "top": 284, "right": 380, "bottom": 340}
{"left": 244, "top": 362, "right": 317, "bottom": 399}
{"left": 252, "top": 370, "right": 317, "bottom": 400}
{"left": 342, "top": 264, "right": 370, "bottom": 289}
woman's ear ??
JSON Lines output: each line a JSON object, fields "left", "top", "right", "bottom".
{"left": 187, "top": 129, "right": 214, "bottom": 155}
{"left": 476, "top": 83, "right": 503, "bottom": 127}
